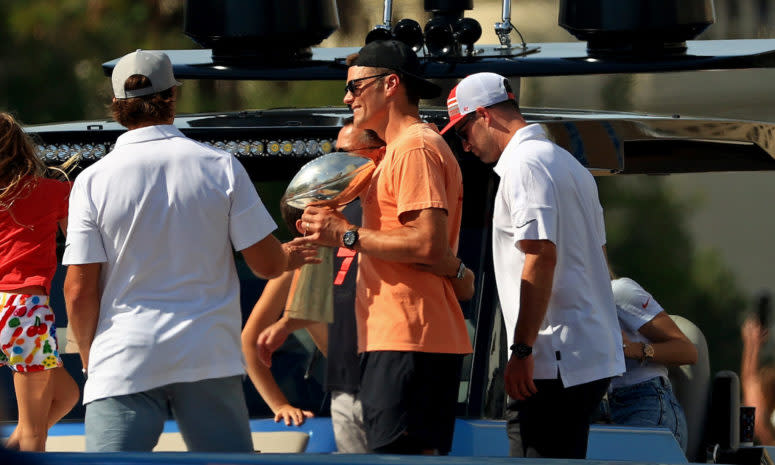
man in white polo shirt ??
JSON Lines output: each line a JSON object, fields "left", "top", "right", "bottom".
{"left": 62, "top": 50, "right": 317, "bottom": 452}
{"left": 441, "top": 72, "right": 624, "bottom": 458}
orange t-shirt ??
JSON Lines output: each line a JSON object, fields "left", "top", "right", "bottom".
{"left": 356, "top": 123, "right": 472, "bottom": 354}
{"left": 0, "top": 177, "right": 70, "bottom": 294}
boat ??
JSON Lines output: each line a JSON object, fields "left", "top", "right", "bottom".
{"left": 2, "top": 0, "right": 775, "bottom": 463}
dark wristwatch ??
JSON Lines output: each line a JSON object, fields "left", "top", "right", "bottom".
{"left": 510, "top": 343, "right": 533, "bottom": 359}
{"left": 342, "top": 226, "right": 359, "bottom": 249}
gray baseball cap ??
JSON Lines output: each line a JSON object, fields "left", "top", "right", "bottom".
{"left": 111, "top": 49, "right": 181, "bottom": 99}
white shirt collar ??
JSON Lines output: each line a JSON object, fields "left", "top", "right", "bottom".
{"left": 493, "top": 123, "right": 547, "bottom": 177}
{"left": 114, "top": 124, "right": 184, "bottom": 149}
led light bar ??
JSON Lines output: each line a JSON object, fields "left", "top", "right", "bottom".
{"left": 37, "top": 144, "right": 108, "bottom": 162}
{"left": 36, "top": 138, "right": 335, "bottom": 162}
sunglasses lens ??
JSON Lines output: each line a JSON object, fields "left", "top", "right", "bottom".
{"left": 454, "top": 115, "right": 473, "bottom": 142}
{"left": 344, "top": 73, "right": 388, "bottom": 96}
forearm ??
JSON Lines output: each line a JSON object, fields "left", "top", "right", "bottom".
{"left": 451, "top": 267, "right": 475, "bottom": 301}
{"left": 741, "top": 341, "right": 761, "bottom": 382}
{"left": 514, "top": 247, "right": 556, "bottom": 346}
{"left": 355, "top": 226, "right": 446, "bottom": 264}
{"left": 302, "top": 206, "right": 449, "bottom": 264}
{"left": 65, "top": 293, "right": 100, "bottom": 368}
{"left": 243, "top": 342, "right": 293, "bottom": 413}
{"left": 241, "top": 235, "right": 289, "bottom": 280}
{"left": 624, "top": 339, "right": 697, "bottom": 366}
{"left": 740, "top": 338, "right": 770, "bottom": 442}
{"left": 412, "top": 247, "right": 475, "bottom": 300}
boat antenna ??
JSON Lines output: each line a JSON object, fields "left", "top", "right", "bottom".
{"left": 495, "top": 0, "right": 527, "bottom": 50}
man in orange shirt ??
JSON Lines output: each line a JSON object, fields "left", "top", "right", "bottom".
{"left": 298, "top": 40, "right": 473, "bottom": 454}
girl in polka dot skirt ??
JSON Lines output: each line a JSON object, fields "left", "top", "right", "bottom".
{"left": 0, "top": 113, "right": 78, "bottom": 451}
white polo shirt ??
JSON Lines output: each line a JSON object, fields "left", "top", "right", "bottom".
{"left": 610, "top": 277, "right": 669, "bottom": 389}
{"left": 64, "top": 125, "right": 276, "bottom": 404}
{"left": 492, "top": 124, "right": 625, "bottom": 387}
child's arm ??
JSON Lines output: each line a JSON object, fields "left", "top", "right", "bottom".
{"left": 242, "top": 270, "right": 314, "bottom": 426}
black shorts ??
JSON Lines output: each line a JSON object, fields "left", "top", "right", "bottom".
{"left": 506, "top": 376, "right": 611, "bottom": 459}
{"left": 359, "top": 351, "right": 463, "bottom": 454}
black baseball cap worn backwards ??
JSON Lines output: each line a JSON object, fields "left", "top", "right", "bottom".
{"left": 351, "top": 40, "right": 441, "bottom": 100}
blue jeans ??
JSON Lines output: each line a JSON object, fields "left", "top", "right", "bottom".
{"left": 604, "top": 377, "right": 688, "bottom": 452}
{"left": 85, "top": 375, "right": 253, "bottom": 452}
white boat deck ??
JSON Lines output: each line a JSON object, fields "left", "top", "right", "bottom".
{"left": 43, "top": 431, "right": 309, "bottom": 453}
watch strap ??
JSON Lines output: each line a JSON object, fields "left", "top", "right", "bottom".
{"left": 509, "top": 343, "right": 532, "bottom": 359}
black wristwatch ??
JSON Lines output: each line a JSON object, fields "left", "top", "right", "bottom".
{"left": 342, "top": 226, "right": 359, "bottom": 249}
{"left": 510, "top": 343, "right": 533, "bottom": 359}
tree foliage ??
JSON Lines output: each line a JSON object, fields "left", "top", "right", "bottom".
{"left": 1, "top": 1, "right": 191, "bottom": 123}
{"left": 594, "top": 69, "right": 748, "bottom": 375}
{"left": 0, "top": 1, "right": 357, "bottom": 125}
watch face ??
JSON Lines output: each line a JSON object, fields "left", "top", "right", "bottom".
{"left": 644, "top": 343, "right": 655, "bottom": 358}
{"left": 456, "top": 261, "right": 466, "bottom": 279}
{"left": 343, "top": 229, "right": 357, "bottom": 247}
{"left": 513, "top": 343, "right": 532, "bottom": 359}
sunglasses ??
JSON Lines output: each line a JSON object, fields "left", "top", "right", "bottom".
{"left": 344, "top": 73, "right": 390, "bottom": 96}
{"left": 454, "top": 113, "right": 476, "bottom": 143}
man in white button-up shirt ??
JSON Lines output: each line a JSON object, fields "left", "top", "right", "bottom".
{"left": 62, "top": 50, "right": 318, "bottom": 452}
{"left": 441, "top": 72, "right": 625, "bottom": 458}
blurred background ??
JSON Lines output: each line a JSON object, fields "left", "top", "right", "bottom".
{"left": 0, "top": 0, "right": 773, "bottom": 375}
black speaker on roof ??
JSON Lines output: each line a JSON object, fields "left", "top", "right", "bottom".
{"left": 559, "top": 0, "right": 715, "bottom": 57}
{"left": 184, "top": 0, "right": 340, "bottom": 65}
{"left": 424, "top": 0, "right": 473, "bottom": 14}
{"left": 393, "top": 19, "right": 425, "bottom": 52}
{"left": 422, "top": 0, "right": 478, "bottom": 57}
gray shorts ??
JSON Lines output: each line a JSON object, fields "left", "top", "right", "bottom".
{"left": 330, "top": 390, "right": 369, "bottom": 453}
{"left": 85, "top": 375, "right": 253, "bottom": 452}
